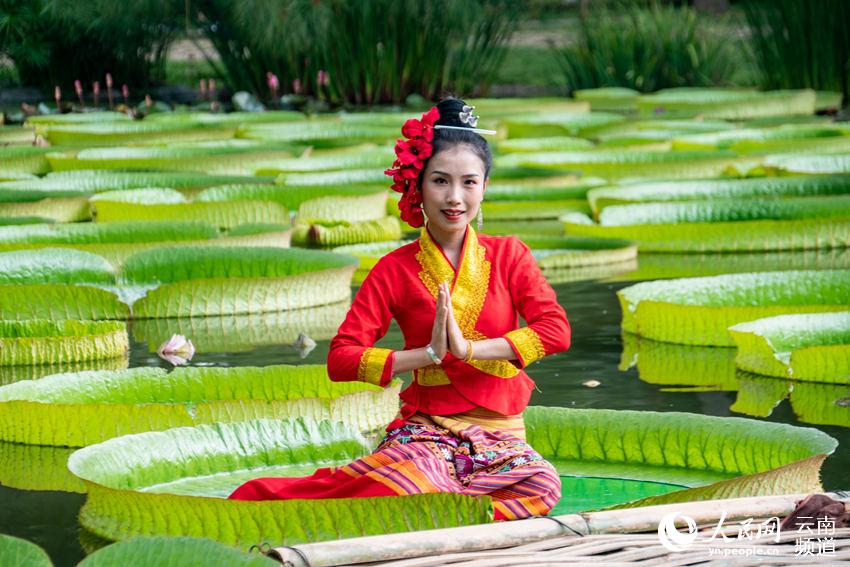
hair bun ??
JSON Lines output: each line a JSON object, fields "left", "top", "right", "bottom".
{"left": 435, "top": 97, "right": 470, "bottom": 128}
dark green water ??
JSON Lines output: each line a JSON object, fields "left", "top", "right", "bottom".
{"left": 0, "top": 277, "right": 847, "bottom": 566}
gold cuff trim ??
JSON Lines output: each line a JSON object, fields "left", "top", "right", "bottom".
{"left": 505, "top": 328, "right": 546, "bottom": 367}
{"left": 357, "top": 347, "right": 392, "bottom": 386}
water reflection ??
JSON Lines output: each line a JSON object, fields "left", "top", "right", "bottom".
{"left": 622, "top": 333, "right": 850, "bottom": 427}
{"left": 0, "top": 356, "right": 129, "bottom": 386}
{"left": 543, "top": 259, "right": 638, "bottom": 285}
{"left": 0, "top": 442, "right": 83, "bottom": 493}
{"left": 130, "top": 301, "right": 350, "bottom": 354}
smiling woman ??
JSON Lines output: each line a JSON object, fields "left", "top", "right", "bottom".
{"left": 229, "top": 98, "right": 573, "bottom": 521}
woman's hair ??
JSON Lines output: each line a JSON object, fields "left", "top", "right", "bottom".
{"left": 423, "top": 97, "right": 493, "bottom": 179}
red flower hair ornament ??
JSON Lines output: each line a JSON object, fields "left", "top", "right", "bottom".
{"left": 384, "top": 106, "right": 440, "bottom": 228}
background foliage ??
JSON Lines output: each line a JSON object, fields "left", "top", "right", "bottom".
{"left": 553, "top": 0, "right": 741, "bottom": 94}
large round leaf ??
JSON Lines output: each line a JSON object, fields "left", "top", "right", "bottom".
{"left": 0, "top": 197, "right": 91, "bottom": 223}
{"left": 0, "top": 534, "right": 52, "bottom": 567}
{"left": 0, "top": 284, "right": 128, "bottom": 321}
{"left": 587, "top": 174, "right": 850, "bottom": 213}
{"left": 521, "top": 236, "right": 637, "bottom": 270}
{"left": 132, "top": 302, "right": 348, "bottom": 354}
{"left": 69, "top": 419, "right": 491, "bottom": 547}
{"left": 636, "top": 88, "right": 816, "bottom": 119}
{"left": 618, "top": 270, "right": 850, "bottom": 346}
{"left": 122, "top": 246, "right": 356, "bottom": 317}
{"left": 196, "top": 183, "right": 385, "bottom": 211}
{"left": 0, "top": 320, "right": 128, "bottom": 366}
{"left": 78, "top": 536, "right": 279, "bottom": 567}
{"left": 562, "top": 211, "right": 850, "bottom": 252}
{"left": 729, "top": 312, "right": 850, "bottom": 383}
{"left": 292, "top": 217, "right": 402, "bottom": 248}
{"left": 0, "top": 365, "right": 400, "bottom": 446}
{"left": 298, "top": 192, "right": 388, "bottom": 223}
{"left": 0, "top": 248, "right": 116, "bottom": 285}
{"left": 525, "top": 406, "right": 835, "bottom": 510}
{"left": 497, "top": 149, "right": 742, "bottom": 180}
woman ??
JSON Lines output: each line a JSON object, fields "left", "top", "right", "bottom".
{"left": 230, "top": 98, "right": 571, "bottom": 520}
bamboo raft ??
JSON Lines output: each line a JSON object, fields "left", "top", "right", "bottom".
{"left": 268, "top": 492, "right": 850, "bottom": 566}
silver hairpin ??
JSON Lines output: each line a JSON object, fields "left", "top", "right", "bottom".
{"left": 458, "top": 105, "right": 479, "bottom": 128}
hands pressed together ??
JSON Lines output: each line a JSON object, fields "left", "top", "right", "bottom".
{"left": 430, "top": 281, "right": 470, "bottom": 361}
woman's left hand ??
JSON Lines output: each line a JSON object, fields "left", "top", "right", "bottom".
{"left": 442, "top": 282, "right": 469, "bottom": 359}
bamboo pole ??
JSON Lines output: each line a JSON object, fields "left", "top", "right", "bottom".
{"left": 269, "top": 492, "right": 849, "bottom": 566}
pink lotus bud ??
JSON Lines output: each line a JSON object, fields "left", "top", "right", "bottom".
{"left": 54, "top": 86, "right": 62, "bottom": 105}
{"left": 292, "top": 78, "right": 302, "bottom": 93}
{"left": 74, "top": 79, "right": 83, "bottom": 97}
{"left": 122, "top": 84, "right": 129, "bottom": 105}
{"left": 144, "top": 94, "right": 152, "bottom": 109}
{"left": 105, "top": 73, "right": 113, "bottom": 88}
{"left": 267, "top": 73, "right": 279, "bottom": 91}
{"left": 317, "top": 69, "right": 329, "bottom": 86}
{"left": 157, "top": 334, "right": 196, "bottom": 366}
{"left": 92, "top": 81, "right": 100, "bottom": 95}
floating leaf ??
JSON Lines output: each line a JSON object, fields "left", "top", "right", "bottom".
{"left": 522, "top": 236, "right": 637, "bottom": 270}
{"left": 0, "top": 365, "right": 401, "bottom": 446}
{"left": 69, "top": 419, "right": 490, "bottom": 546}
{"left": 298, "top": 192, "right": 388, "bottom": 223}
{"left": 0, "top": 534, "right": 53, "bottom": 567}
{"left": 292, "top": 217, "right": 402, "bottom": 248}
{"left": 122, "top": 246, "right": 357, "bottom": 317}
{"left": 636, "top": 88, "right": 816, "bottom": 119}
{"left": 0, "top": 248, "right": 116, "bottom": 285}
{"left": 0, "top": 284, "right": 128, "bottom": 321}
{"left": 562, "top": 210, "right": 850, "bottom": 252}
{"left": 587, "top": 174, "right": 850, "bottom": 213}
{"left": 0, "top": 320, "right": 128, "bottom": 366}
{"left": 132, "top": 303, "right": 348, "bottom": 354}
{"left": 729, "top": 312, "right": 850, "bottom": 383}
{"left": 78, "top": 536, "right": 279, "bottom": 567}
{"left": 618, "top": 270, "right": 850, "bottom": 346}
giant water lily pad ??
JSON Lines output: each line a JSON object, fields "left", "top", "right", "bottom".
{"left": 610, "top": 249, "right": 850, "bottom": 281}
{"left": 78, "top": 536, "right": 279, "bottom": 567}
{"left": 291, "top": 217, "right": 402, "bottom": 248}
{"left": 69, "top": 407, "right": 836, "bottom": 547}
{"left": 729, "top": 312, "right": 850, "bottom": 383}
{"left": 0, "top": 171, "right": 268, "bottom": 203}
{"left": 132, "top": 302, "right": 348, "bottom": 354}
{"left": 636, "top": 88, "right": 816, "bottom": 119}
{"left": 122, "top": 246, "right": 357, "bottom": 317}
{"left": 90, "top": 188, "right": 290, "bottom": 230}
{"left": 525, "top": 406, "right": 835, "bottom": 510}
{"left": 0, "top": 320, "right": 128, "bottom": 366}
{"left": 0, "top": 365, "right": 399, "bottom": 446}
{"left": 562, "top": 194, "right": 850, "bottom": 252}
{"left": 618, "top": 270, "right": 850, "bottom": 346}
{"left": 497, "top": 149, "right": 742, "bottom": 180}
{"left": 0, "top": 534, "right": 52, "bottom": 567}
{"left": 587, "top": 175, "right": 850, "bottom": 214}
{"left": 69, "top": 418, "right": 490, "bottom": 547}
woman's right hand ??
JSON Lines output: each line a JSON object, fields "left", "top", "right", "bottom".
{"left": 429, "top": 282, "right": 449, "bottom": 359}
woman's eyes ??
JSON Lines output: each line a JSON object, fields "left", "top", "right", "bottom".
{"left": 432, "top": 178, "right": 477, "bottom": 187}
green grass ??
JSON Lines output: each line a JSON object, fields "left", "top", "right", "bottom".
{"left": 494, "top": 45, "right": 563, "bottom": 88}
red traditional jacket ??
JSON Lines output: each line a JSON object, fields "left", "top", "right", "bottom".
{"left": 327, "top": 225, "right": 571, "bottom": 417}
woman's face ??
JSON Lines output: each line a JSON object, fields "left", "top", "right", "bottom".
{"left": 420, "top": 145, "right": 487, "bottom": 236}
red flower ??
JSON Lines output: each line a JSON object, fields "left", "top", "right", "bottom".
{"left": 398, "top": 189, "right": 424, "bottom": 228}
{"left": 395, "top": 138, "right": 433, "bottom": 169}
{"left": 385, "top": 106, "right": 440, "bottom": 215}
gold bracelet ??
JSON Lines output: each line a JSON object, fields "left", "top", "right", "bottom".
{"left": 462, "top": 339, "right": 474, "bottom": 362}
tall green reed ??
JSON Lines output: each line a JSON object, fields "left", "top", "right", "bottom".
{"left": 0, "top": 0, "right": 179, "bottom": 89}
{"left": 192, "top": 0, "right": 517, "bottom": 105}
{"left": 743, "top": 0, "right": 850, "bottom": 107}
{"left": 553, "top": 1, "right": 739, "bottom": 93}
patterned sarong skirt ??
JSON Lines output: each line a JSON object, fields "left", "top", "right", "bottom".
{"left": 229, "top": 409, "right": 561, "bottom": 521}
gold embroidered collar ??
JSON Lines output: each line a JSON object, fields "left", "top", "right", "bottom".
{"left": 415, "top": 224, "right": 519, "bottom": 381}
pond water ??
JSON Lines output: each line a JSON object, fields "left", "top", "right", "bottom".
{"left": 0, "top": 275, "right": 847, "bottom": 566}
